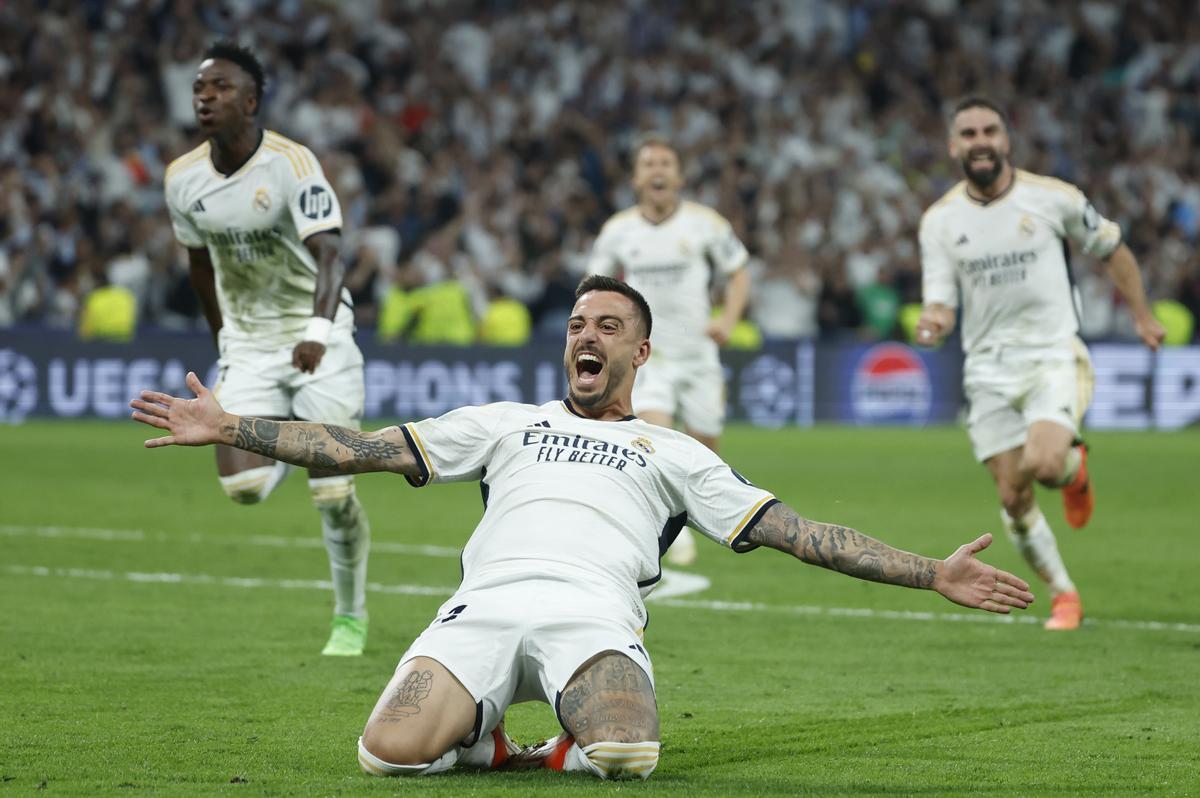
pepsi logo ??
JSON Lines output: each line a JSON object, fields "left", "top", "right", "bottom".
{"left": 850, "top": 343, "right": 931, "bottom": 425}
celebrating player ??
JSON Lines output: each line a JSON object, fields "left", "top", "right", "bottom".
{"left": 132, "top": 275, "right": 1034, "bottom": 781}
{"left": 162, "top": 42, "right": 372, "bottom": 655}
{"left": 587, "top": 134, "right": 751, "bottom": 566}
{"left": 916, "top": 97, "right": 1165, "bottom": 631}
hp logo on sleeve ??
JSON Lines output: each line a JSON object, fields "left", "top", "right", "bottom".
{"left": 298, "top": 185, "right": 333, "bottom": 220}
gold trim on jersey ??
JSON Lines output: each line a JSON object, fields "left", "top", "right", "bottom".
{"left": 164, "top": 142, "right": 211, "bottom": 184}
{"left": 265, "top": 131, "right": 315, "bottom": 178}
{"left": 403, "top": 422, "right": 436, "bottom": 482}
{"left": 1015, "top": 169, "right": 1082, "bottom": 200}
{"left": 724, "top": 495, "right": 776, "bottom": 546}
{"left": 298, "top": 219, "right": 341, "bottom": 241}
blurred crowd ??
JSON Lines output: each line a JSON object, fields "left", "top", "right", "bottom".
{"left": 2, "top": 0, "right": 1199, "bottom": 343}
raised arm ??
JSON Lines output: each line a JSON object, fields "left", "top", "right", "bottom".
{"left": 747, "top": 502, "right": 1034, "bottom": 613}
{"left": 131, "top": 371, "right": 418, "bottom": 476}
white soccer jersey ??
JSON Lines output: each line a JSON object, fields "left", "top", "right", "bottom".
{"left": 920, "top": 169, "right": 1121, "bottom": 354}
{"left": 164, "top": 130, "right": 351, "bottom": 348}
{"left": 401, "top": 399, "right": 776, "bottom": 617}
{"left": 588, "top": 201, "right": 749, "bottom": 359}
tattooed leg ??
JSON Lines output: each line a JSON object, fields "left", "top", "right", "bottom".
{"left": 559, "top": 651, "right": 659, "bottom": 747}
{"left": 360, "top": 656, "right": 478, "bottom": 766}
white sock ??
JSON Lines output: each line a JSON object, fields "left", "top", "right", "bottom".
{"left": 357, "top": 737, "right": 457, "bottom": 776}
{"left": 310, "top": 476, "right": 370, "bottom": 618}
{"left": 564, "top": 741, "right": 660, "bottom": 780}
{"left": 1001, "top": 506, "right": 1075, "bottom": 594}
{"left": 1056, "top": 446, "right": 1082, "bottom": 487}
{"left": 455, "top": 733, "right": 497, "bottom": 769}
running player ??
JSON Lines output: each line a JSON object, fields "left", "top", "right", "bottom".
{"left": 916, "top": 97, "right": 1165, "bottom": 631}
{"left": 162, "top": 42, "right": 371, "bottom": 655}
{"left": 132, "top": 275, "right": 1035, "bottom": 781}
{"left": 587, "top": 134, "right": 751, "bottom": 566}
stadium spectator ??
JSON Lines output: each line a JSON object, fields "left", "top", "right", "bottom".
{"left": 130, "top": 275, "right": 1035, "bottom": 781}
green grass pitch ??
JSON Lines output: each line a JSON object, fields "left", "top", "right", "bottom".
{"left": 2, "top": 421, "right": 1197, "bottom": 796}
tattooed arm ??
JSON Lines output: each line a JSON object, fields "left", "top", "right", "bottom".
{"left": 747, "top": 502, "right": 1036, "bottom": 613}
{"left": 131, "top": 371, "right": 418, "bottom": 475}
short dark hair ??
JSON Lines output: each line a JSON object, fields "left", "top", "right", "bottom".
{"left": 203, "top": 41, "right": 265, "bottom": 105}
{"left": 950, "top": 96, "right": 1008, "bottom": 130}
{"left": 575, "top": 275, "right": 653, "bottom": 338}
{"left": 631, "top": 132, "right": 680, "bottom": 169}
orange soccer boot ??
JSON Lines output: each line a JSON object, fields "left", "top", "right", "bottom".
{"left": 1044, "top": 591, "right": 1083, "bottom": 631}
{"left": 1062, "top": 444, "right": 1094, "bottom": 529}
{"left": 504, "top": 731, "right": 574, "bottom": 771}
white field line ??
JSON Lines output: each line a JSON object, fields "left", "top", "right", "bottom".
{"left": 0, "top": 524, "right": 462, "bottom": 558}
{"left": 4, "top": 562, "right": 1198, "bottom": 634}
{"left": 0, "top": 523, "right": 711, "bottom": 600}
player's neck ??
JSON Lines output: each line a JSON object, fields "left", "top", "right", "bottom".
{"left": 638, "top": 197, "right": 680, "bottom": 225}
{"left": 565, "top": 393, "right": 635, "bottom": 422}
{"left": 209, "top": 126, "right": 263, "bottom": 176}
{"left": 965, "top": 163, "right": 1014, "bottom": 202}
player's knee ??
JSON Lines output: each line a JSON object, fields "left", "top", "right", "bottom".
{"left": 359, "top": 729, "right": 451, "bottom": 771}
{"left": 219, "top": 466, "right": 276, "bottom": 504}
{"left": 577, "top": 740, "right": 660, "bottom": 781}
{"left": 1030, "top": 455, "right": 1065, "bottom": 486}
{"left": 309, "top": 475, "right": 356, "bottom": 512}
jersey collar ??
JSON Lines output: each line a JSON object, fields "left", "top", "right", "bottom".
{"left": 562, "top": 397, "right": 638, "bottom": 422}
{"left": 207, "top": 129, "right": 266, "bottom": 180}
{"left": 964, "top": 169, "right": 1017, "bottom": 207}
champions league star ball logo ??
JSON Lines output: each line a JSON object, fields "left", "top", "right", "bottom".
{"left": 850, "top": 343, "right": 931, "bottom": 425}
{"left": 0, "top": 349, "right": 38, "bottom": 423}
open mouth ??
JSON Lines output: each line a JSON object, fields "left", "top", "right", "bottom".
{"left": 968, "top": 149, "right": 996, "bottom": 166}
{"left": 575, "top": 351, "right": 604, "bottom": 387}
{"left": 196, "top": 107, "right": 215, "bottom": 125}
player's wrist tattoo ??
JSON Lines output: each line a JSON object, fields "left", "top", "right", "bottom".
{"left": 234, "top": 417, "right": 280, "bottom": 458}
{"left": 750, "top": 504, "right": 937, "bottom": 589}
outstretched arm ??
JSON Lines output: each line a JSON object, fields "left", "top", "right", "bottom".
{"left": 747, "top": 503, "right": 1034, "bottom": 613}
{"left": 131, "top": 371, "right": 418, "bottom": 476}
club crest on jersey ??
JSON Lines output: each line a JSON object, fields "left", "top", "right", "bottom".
{"left": 630, "top": 437, "right": 655, "bottom": 455}
{"left": 253, "top": 188, "right": 271, "bottom": 213}
{"left": 1018, "top": 214, "right": 1035, "bottom": 237}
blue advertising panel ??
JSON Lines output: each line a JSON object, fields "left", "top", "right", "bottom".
{"left": 2, "top": 330, "right": 1197, "bottom": 430}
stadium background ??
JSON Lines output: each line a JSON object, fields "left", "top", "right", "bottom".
{"left": 2, "top": 0, "right": 1199, "bottom": 428}
{"left": 2, "top": 3, "right": 1199, "bottom": 794}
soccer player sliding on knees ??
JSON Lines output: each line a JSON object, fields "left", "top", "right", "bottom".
{"left": 133, "top": 276, "right": 1034, "bottom": 782}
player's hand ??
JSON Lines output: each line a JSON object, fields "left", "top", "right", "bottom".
{"left": 706, "top": 318, "right": 734, "bottom": 346}
{"left": 130, "top": 371, "right": 230, "bottom": 448}
{"left": 1134, "top": 314, "right": 1166, "bottom": 352}
{"left": 293, "top": 341, "right": 326, "bottom": 373}
{"left": 915, "top": 311, "right": 946, "bottom": 347}
{"left": 934, "top": 533, "right": 1035, "bottom": 614}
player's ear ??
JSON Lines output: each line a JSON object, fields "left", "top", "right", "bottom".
{"left": 633, "top": 338, "right": 651, "bottom": 368}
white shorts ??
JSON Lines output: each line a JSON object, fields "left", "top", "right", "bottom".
{"left": 964, "top": 338, "right": 1095, "bottom": 462}
{"left": 213, "top": 329, "right": 365, "bottom": 426}
{"left": 396, "top": 580, "right": 654, "bottom": 739}
{"left": 633, "top": 351, "right": 726, "bottom": 437}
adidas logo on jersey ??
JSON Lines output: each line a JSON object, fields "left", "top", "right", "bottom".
{"left": 191, "top": 199, "right": 206, "bottom": 213}
{"left": 955, "top": 234, "right": 969, "bottom": 246}
{"left": 528, "top": 420, "right": 551, "bottom": 428}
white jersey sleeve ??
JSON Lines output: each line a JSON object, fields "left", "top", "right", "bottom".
{"left": 164, "top": 171, "right": 205, "bottom": 248}
{"left": 286, "top": 145, "right": 344, "bottom": 241}
{"left": 585, "top": 220, "right": 621, "bottom": 277}
{"left": 1055, "top": 183, "right": 1122, "bottom": 259}
{"left": 682, "top": 444, "right": 777, "bottom": 553}
{"left": 401, "top": 403, "right": 513, "bottom": 486}
{"left": 706, "top": 212, "right": 750, "bottom": 277}
{"left": 919, "top": 207, "right": 959, "bottom": 308}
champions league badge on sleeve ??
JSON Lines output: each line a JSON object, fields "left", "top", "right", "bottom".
{"left": 849, "top": 343, "right": 932, "bottom": 425}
